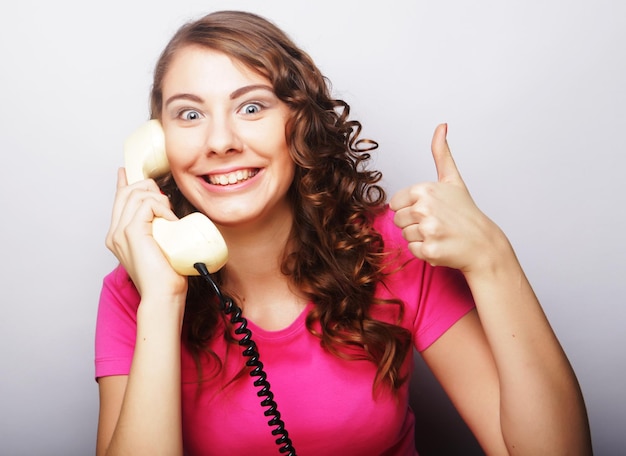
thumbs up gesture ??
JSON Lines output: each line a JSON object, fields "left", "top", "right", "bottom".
{"left": 389, "top": 124, "right": 504, "bottom": 273}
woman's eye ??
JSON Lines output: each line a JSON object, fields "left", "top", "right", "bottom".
{"left": 180, "top": 110, "right": 201, "bottom": 121}
{"left": 240, "top": 103, "right": 261, "bottom": 115}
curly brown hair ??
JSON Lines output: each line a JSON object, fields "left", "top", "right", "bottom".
{"left": 149, "top": 10, "right": 411, "bottom": 393}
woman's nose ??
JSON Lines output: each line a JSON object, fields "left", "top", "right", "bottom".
{"left": 204, "top": 116, "right": 242, "bottom": 156}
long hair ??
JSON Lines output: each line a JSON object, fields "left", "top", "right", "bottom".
{"left": 150, "top": 10, "right": 411, "bottom": 392}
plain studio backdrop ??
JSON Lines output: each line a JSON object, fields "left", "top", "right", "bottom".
{"left": 1, "top": 0, "right": 624, "bottom": 454}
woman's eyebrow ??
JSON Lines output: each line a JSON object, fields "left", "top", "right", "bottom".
{"left": 230, "top": 84, "right": 274, "bottom": 100}
{"left": 164, "top": 93, "right": 204, "bottom": 108}
{"left": 164, "top": 84, "right": 274, "bottom": 108}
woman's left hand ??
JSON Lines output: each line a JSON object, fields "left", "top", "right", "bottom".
{"left": 389, "top": 123, "right": 506, "bottom": 273}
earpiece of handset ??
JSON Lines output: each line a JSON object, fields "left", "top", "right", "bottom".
{"left": 123, "top": 120, "right": 228, "bottom": 275}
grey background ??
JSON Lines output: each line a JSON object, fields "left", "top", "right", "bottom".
{"left": 1, "top": 0, "right": 624, "bottom": 454}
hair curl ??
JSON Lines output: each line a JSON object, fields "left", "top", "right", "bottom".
{"left": 150, "top": 10, "right": 411, "bottom": 393}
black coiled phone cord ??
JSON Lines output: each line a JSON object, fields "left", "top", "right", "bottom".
{"left": 194, "top": 263, "right": 297, "bottom": 456}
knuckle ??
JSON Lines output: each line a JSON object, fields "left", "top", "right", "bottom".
{"left": 106, "top": 232, "right": 124, "bottom": 254}
{"left": 420, "top": 242, "right": 440, "bottom": 262}
{"left": 111, "top": 232, "right": 124, "bottom": 249}
{"left": 409, "top": 204, "right": 427, "bottom": 220}
{"left": 421, "top": 182, "right": 437, "bottom": 196}
{"left": 420, "top": 219, "right": 439, "bottom": 238}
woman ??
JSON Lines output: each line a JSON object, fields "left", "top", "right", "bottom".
{"left": 96, "top": 10, "right": 592, "bottom": 455}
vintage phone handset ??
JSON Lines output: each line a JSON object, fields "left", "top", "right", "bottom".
{"left": 124, "top": 120, "right": 297, "bottom": 455}
{"left": 123, "top": 120, "right": 228, "bottom": 275}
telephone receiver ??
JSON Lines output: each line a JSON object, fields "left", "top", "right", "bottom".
{"left": 123, "top": 120, "right": 228, "bottom": 276}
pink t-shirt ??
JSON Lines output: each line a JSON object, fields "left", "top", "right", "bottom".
{"left": 95, "top": 207, "right": 475, "bottom": 455}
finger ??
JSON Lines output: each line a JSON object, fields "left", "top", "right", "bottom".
{"left": 389, "top": 181, "right": 433, "bottom": 215}
{"left": 389, "top": 187, "right": 412, "bottom": 212}
{"left": 111, "top": 170, "right": 157, "bottom": 229}
{"left": 390, "top": 124, "right": 461, "bottom": 211}
{"left": 111, "top": 168, "right": 129, "bottom": 223}
{"left": 107, "top": 194, "right": 177, "bottom": 251}
{"left": 400, "top": 223, "right": 424, "bottom": 243}
{"left": 431, "top": 123, "right": 464, "bottom": 186}
{"left": 405, "top": 241, "right": 429, "bottom": 265}
{"left": 107, "top": 183, "right": 174, "bottom": 246}
{"left": 117, "top": 190, "right": 176, "bottom": 230}
{"left": 392, "top": 201, "right": 424, "bottom": 230}
{"left": 117, "top": 167, "right": 128, "bottom": 189}
{"left": 109, "top": 177, "right": 151, "bottom": 234}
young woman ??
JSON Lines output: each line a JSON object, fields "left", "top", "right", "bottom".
{"left": 96, "top": 10, "right": 592, "bottom": 455}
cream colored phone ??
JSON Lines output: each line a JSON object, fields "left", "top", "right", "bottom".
{"left": 124, "top": 120, "right": 228, "bottom": 275}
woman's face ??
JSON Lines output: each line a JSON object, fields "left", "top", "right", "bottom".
{"left": 160, "top": 45, "right": 295, "bottom": 229}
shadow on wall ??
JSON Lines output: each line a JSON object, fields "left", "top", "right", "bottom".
{"left": 410, "top": 351, "right": 485, "bottom": 455}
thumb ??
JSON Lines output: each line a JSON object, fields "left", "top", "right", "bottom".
{"left": 432, "top": 123, "right": 463, "bottom": 185}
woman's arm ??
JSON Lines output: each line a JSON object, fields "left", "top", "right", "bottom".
{"left": 97, "top": 296, "right": 185, "bottom": 456}
{"left": 391, "top": 125, "right": 592, "bottom": 454}
{"left": 96, "top": 376, "right": 127, "bottom": 456}
{"left": 464, "top": 237, "right": 590, "bottom": 453}
{"left": 97, "top": 169, "right": 187, "bottom": 455}
{"left": 422, "top": 263, "right": 591, "bottom": 454}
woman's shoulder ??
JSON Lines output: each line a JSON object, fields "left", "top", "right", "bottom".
{"left": 370, "top": 206, "right": 475, "bottom": 345}
{"left": 95, "top": 264, "right": 140, "bottom": 379}
{"left": 371, "top": 204, "right": 396, "bottom": 231}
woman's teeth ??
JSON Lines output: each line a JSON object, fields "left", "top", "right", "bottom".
{"left": 207, "top": 169, "right": 258, "bottom": 185}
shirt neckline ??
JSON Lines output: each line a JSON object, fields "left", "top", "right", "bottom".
{"left": 243, "top": 301, "right": 313, "bottom": 341}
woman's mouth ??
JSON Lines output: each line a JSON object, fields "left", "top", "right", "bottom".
{"left": 205, "top": 168, "right": 260, "bottom": 186}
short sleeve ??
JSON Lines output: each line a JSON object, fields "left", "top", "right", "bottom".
{"left": 373, "top": 206, "right": 475, "bottom": 352}
{"left": 411, "top": 265, "right": 475, "bottom": 351}
{"left": 94, "top": 265, "right": 140, "bottom": 380}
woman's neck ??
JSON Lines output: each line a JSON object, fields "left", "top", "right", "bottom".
{"left": 218, "top": 205, "right": 293, "bottom": 279}
{"left": 215, "top": 207, "right": 307, "bottom": 330}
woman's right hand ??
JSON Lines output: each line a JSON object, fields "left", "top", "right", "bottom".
{"left": 105, "top": 168, "right": 188, "bottom": 301}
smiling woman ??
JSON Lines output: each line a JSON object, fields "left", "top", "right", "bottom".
{"left": 95, "top": 10, "right": 592, "bottom": 456}
{"left": 159, "top": 47, "right": 295, "bottom": 229}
